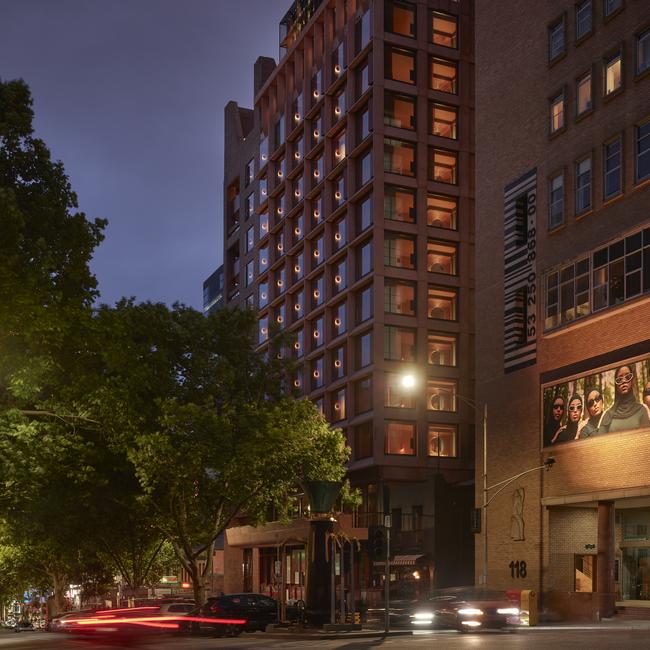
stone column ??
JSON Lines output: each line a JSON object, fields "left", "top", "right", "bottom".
{"left": 596, "top": 501, "right": 615, "bottom": 619}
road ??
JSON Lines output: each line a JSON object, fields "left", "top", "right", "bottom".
{"left": 2, "top": 629, "right": 650, "bottom": 649}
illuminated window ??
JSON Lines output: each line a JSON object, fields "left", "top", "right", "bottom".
{"left": 427, "top": 333, "right": 456, "bottom": 366}
{"left": 384, "top": 326, "right": 416, "bottom": 362}
{"left": 332, "top": 388, "right": 346, "bottom": 421}
{"left": 385, "top": 92, "right": 416, "bottom": 130}
{"left": 385, "top": 279, "right": 416, "bottom": 315}
{"left": 545, "top": 257, "right": 590, "bottom": 329}
{"left": 386, "top": 0, "right": 416, "bottom": 38}
{"left": 430, "top": 58, "right": 457, "bottom": 93}
{"left": 427, "top": 194, "right": 456, "bottom": 229}
{"left": 427, "top": 240, "right": 457, "bottom": 274}
{"left": 385, "top": 45, "right": 416, "bottom": 84}
{"left": 429, "top": 148, "right": 457, "bottom": 184}
{"left": 385, "top": 185, "right": 416, "bottom": 223}
{"left": 431, "top": 103, "right": 457, "bottom": 139}
{"left": 385, "top": 421, "right": 416, "bottom": 455}
{"left": 427, "top": 286, "right": 457, "bottom": 320}
{"left": 431, "top": 11, "right": 457, "bottom": 48}
{"left": 384, "top": 233, "right": 416, "bottom": 269}
{"left": 604, "top": 50, "right": 622, "bottom": 95}
{"left": 550, "top": 92, "right": 565, "bottom": 133}
{"left": 576, "top": 73, "right": 592, "bottom": 115}
{"left": 427, "top": 425, "right": 457, "bottom": 457}
{"left": 385, "top": 373, "right": 416, "bottom": 408}
{"left": 384, "top": 138, "right": 416, "bottom": 176}
{"left": 426, "top": 379, "right": 456, "bottom": 411}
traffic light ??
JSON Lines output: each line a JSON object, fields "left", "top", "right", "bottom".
{"left": 367, "top": 525, "right": 386, "bottom": 560}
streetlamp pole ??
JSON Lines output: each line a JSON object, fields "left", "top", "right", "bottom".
{"left": 482, "top": 403, "right": 488, "bottom": 586}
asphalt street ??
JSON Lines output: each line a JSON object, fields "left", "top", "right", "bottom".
{"left": 2, "top": 629, "right": 650, "bottom": 649}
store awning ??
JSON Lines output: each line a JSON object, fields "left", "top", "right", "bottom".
{"left": 374, "top": 554, "right": 425, "bottom": 567}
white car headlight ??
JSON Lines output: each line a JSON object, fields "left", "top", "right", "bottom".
{"left": 458, "top": 608, "right": 483, "bottom": 616}
{"left": 497, "top": 607, "right": 520, "bottom": 615}
{"left": 411, "top": 611, "right": 435, "bottom": 620}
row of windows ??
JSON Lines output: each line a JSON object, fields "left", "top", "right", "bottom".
{"left": 548, "top": 0, "right": 626, "bottom": 62}
{"left": 385, "top": 0, "right": 458, "bottom": 48}
{"left": 355, "top": 421, "right": 458, "bottom": 459}
{"left": 550, "top": 41, "right": 650, "bottom": 136}
{"left": 544, "top": 225, "right": 650, "bottom": 330}
{"left": 548, "top": 122, "right": 650, "bottom": 229}
{"left": 385, "top": 45, "right": 459, "bottom": 95}
{"left": 385, "top": 91, "right": 459, "bottom": 139}
{"left": 384, "top": 138, "right": 459, "bottom": 183}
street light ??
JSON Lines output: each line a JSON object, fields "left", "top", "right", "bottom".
{"left": 400, "top": 373, "right": 416, "bottom": 389}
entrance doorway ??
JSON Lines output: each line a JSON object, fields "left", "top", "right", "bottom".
{"left": 621, "top": 547, "right": 650, "bottom": 601}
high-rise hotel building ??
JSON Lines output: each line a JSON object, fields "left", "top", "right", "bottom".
{"left": 220, "top": 0, "right": 475, "bottom": 597}
{"left": 476, "top": 0, "right": 650, "bottom": 619}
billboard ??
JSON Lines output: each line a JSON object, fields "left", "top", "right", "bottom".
{"left": 542, "top": 356, "right": 650, "bottom": 447}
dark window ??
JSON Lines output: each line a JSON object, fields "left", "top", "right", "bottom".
{"left": 354, "top": 419, "right": 373, "bottom": 458}
{"left": 549, "top": 18, "right": 565, "bottom": 61}
{"left": 355, "top": 331, "right": 373, "bottom": 368}
{"left": 357, "top": 240, "right": 373, "bottom": 278}
{"left": 604, "top": 137, "right": 622, "bottom": 199}
{"left": 357, "top": 193, "right": 373, "bottom": 233}
{"left": 357, "top": 284, "right": 373, "bottom": 323}
{"left": 636, "top": 122, "right": 650, "bottom": 183}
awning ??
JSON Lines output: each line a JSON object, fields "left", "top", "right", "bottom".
{"left": 374, "top": 554, "right": 425, "bottom": 567}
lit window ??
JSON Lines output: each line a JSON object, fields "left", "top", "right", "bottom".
{"left": 428, "top": 333, "right": 457, "bottom": 366}
{"left": 430, "top": 58, "right": 457, "bottom": 93}
{"left": 431, "top": 11, "right": 457, "bottom": 48}
{"left": 385, "top": 45, "right": 416, "bottom": 84}
{"left": 575, "top": 157, "right": 592, "bottom": 214}
{"left": 384, "top": 326, "right": 416, "bottom": 362}
{"left": 548, "top": 172, "right": 564, "bottom": 229}
{"left": 384, "top": 92, "right": 416, "bottom": 129}
{"left": 384, "top": 373, "right": 416, "bottom": 408}
{"left": 604, "top": 51, "right": 622, "bottom": 95}
{"left": 384, "top": 137, "right": 416, "bottom": 176}
{"left": 427, "top": 425, "right": 457, "bottom": 457}
{"left": 385, "top": 280, "right": 416, "bottom": 315}
{"left": 429, "top": 148, "right": 457, "bottom": 184}
{"left": 384, "top": 233, "right": 416, "bottom": 269}
{"left": 385, "top": 421, "right": 416, "bottom": 455}
{"left": 426, "top": 379, "right": 456, "bottom": 411}
{"left": 427, "top": 194, "right": 457, "bottom": 229}
{"left": 576, "top": 73, "right": 592, "bottom": 114}
{"left": 386, "top": 0, "right": 416, "bottom": 38}
{"left": 431, "top": 103, "right": 458, "bottom": 138}
{"left": 544, "top": 258, "right": 590, "bottom": 329}
{"left": 385, "top": 185, "right": 416, "bottom": 223}
{"left": 549, "top": 18, "right": 565, "bottom": 61}
{"left": 427, "top": 286, "right": 457, "bottom": 320}
{"left": 427, "top": 240, "right": 457, "bottom": 274}
{"left": 550, "top": 93, "right": 565, "bottom": 133}
{"left": 603, "top": 137, "right": 622, "bottom": 199}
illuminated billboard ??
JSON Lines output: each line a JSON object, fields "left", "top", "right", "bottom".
{"left": 542, "top": 356, "right": 650, "bottom": 447}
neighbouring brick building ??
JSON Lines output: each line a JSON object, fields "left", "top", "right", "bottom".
{"left": 217, "top": 0, "right": 476, "bottom": 607}
{"left": 475, "top": 0, "right": 650, "bottom": 620}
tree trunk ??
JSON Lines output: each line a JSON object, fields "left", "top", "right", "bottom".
{"left": 51, "top": 572, "right": 68, "bottom": 616}
{"left": 188, "top": 560, "right": 207, "bottom": 606}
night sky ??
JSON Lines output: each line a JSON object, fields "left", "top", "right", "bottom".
{"left": 2, "top": 0, "right": 289, "bottom": 309}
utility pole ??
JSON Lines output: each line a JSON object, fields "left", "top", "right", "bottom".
{"left": 384, "top": 515, "right": 391, "bottom": 634}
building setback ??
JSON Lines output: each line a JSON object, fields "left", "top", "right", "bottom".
{"left": 219, "top": 0, "right": 476, "bottom": 603}
{"left": 475, "top": 0, "right": 650, "bottom": 620}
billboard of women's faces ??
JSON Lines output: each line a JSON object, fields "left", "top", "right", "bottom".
{"left": 542, "top": 356, "right": 650, "bottom": 448}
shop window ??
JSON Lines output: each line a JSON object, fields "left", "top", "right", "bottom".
{"left": 385, "top": 92, "right": 416, "bottom": 130}
{"left": 427, "top": 424, "right": 457, "bottom": 457}
{"left": 385, "top": 45, "right": 416, "bottom": 84}
{"left": 427, "top": 240, "right": 457, "bottom": 274}
{"left": 431, "top": 11, "right": 457, "bottom": 48}
{"left": 385, "top": 421, "right": 416, "bottom": 455}
{"left": 385, "top": 185, "right": 416, "bottom": 223}
{"left": 427, "top": 286, "right": 457, "bottom": 320}
{"left": 385, "top": 279, "right": 416, "bottom": 315}
{"left": 384, "top": 138, "right": 416, "bottom": 176}
{"left": 384, "top": 326, "right": 416, "bottom": 362}
{"left": 430, "top": 57, "right": 457, "bottom": 93}
{"left": 426, "top": 379, "right": 456, "bottom": 411}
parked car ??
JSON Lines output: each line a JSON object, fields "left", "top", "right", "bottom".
{"left": 181, "top": 593, "right": 281, "bottom": 636}
{"left": 407, "top": 586, "right": 521, "bottom": 632}
{"left": 158, "top": 602, "right": 196, "bottom": 616}
{"left": 13, "top": 619, "right": 35, "bottom": 632}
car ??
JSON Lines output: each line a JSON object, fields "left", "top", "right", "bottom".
{"left": 13, "top": 619, "right": 35, "bottom": 633}
{"left": 158, "top": 602, "right": 196, "bottom": 615}
{"left": 407, "top": 586, "right": 521, "bottom": 632}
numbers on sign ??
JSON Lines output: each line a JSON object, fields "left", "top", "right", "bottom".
{"left": 509, "top": 560, "right": 527, "bottom": 578}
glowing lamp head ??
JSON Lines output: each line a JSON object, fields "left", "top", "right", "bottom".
{"left": 401, "top": 374, "right": 416, "bottom": 389}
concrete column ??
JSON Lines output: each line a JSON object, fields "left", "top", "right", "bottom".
{"left": 596, "top": 501, "right": 616, "bottom": 619}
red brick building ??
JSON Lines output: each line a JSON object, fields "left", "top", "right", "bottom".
{"left": 475, "top": 0, "right": 650, "bottom": 620}
{"left": 219, "top": 0, "right": 476, "bottom": 604}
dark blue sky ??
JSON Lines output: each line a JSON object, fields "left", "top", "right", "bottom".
{"left": 2, "top": 0, "right": 288, "bottom": 309}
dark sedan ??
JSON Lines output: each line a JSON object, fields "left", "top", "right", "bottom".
{"left": 408, "top": 587, "right": 521, "bottom": 632}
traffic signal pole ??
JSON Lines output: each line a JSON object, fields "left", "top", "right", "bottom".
{"left": 384, "top": 525, "right": 390, "bottom": 634}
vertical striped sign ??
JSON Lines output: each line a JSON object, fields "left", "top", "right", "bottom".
{"left": 503, "top": 168, "right": 537, "bottom": 373}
